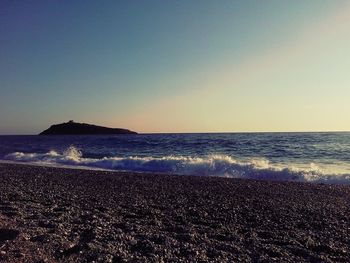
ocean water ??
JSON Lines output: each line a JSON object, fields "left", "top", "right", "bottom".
{"left": 1, "top": 133, "right": 350, "bottom": 184}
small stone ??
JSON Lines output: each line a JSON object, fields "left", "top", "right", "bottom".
{"left": 305, "top": 236, "right": 315, "bottom": 248}
{"left": 30, "top": 234, "right": 50, "bottom": 243}
{"left": 0, "top": 228, "right": 20, "bottom": 242}
{"left": 15, "top": 252, "right": 25, "bottom": 258}
{"left": 38, "top": 220, "right": 57, "bottom": 229}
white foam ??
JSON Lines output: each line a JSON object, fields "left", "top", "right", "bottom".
{"left": 4, "top": 146, "right": 350, "bottom": 184}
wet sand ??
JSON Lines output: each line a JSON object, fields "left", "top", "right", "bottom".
{"left": 0, "top": 162, "right": 349, "bottom": 262}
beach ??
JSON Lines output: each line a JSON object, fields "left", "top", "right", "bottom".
{"left": 0, "top": 162, "right": 349, "bottom": 262}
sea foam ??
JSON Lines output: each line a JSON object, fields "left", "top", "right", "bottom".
{"left": 4, "top": 146, "right": 350, "bottom": 185}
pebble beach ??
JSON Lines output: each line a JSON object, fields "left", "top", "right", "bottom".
{"left": 0, "top": 162, "right": 349, "bottom": 262}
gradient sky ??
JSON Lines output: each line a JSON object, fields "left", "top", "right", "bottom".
{"left": 1, "top": 0, "right": 350, "bottom": 134}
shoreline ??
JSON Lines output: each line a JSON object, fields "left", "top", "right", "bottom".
{"left": 0, "top": 162, "right": 349, "bottom": 262}
{"left": 2, "top": 159, "right": 349, "bottom": 186}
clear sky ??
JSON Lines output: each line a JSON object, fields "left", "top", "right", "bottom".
{"left": 1, "top": 0, "right": 350, "bottom": 134}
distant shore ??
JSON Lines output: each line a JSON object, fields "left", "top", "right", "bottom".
{"left": 0, "top": 163, "right": 349, "bottom": 262}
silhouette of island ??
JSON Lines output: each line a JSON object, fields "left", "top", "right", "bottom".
{"left": 39, "top": 121, "right": 137, "bottom": 135}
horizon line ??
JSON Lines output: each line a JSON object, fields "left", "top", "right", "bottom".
{"left": 1, "top": 130, "right": 350, "bottom": 136}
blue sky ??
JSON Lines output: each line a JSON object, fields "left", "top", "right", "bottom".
{"left": 1, "top": 0, "right": 349, "bottom": 134}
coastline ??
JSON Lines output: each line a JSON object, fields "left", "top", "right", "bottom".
{"left": 0, "top": 163, "right": 349, "bottom": 262}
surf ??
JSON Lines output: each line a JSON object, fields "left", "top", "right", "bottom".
{"left": 4, "top": 146, "right": 350, "bottom": 185}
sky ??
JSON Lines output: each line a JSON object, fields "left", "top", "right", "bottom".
{"left": 1, "top": 0, "right": 350, "bottom": 134}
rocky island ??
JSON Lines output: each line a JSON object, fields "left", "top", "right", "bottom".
{"left": 39, "top": 121, "right": 137, "bottom": 135}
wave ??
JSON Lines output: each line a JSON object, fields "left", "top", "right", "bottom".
{"left": 4, "top": 146, "right": 350, "bottom": 185}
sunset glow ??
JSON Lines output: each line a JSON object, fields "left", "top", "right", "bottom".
{"left": 1, "top": 0, "right": 349, "bottom": 134}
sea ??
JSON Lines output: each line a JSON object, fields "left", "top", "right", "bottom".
{"left": 1, "top": 132, "right": 350, "bottom": 184}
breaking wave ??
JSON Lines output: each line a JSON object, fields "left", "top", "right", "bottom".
{"left": 4, "top": 146, "right": 350, "bottom": 185}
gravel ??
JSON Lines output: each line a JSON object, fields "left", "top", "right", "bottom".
{"left": 0, "top": 163, "right": 349, "bottom": 262}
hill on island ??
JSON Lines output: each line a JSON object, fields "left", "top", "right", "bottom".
{"left": 39, "top": 121, "right": 137, "bottom": 135}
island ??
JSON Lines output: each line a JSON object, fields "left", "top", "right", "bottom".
{"left": 39, "top": 121, "right": 137, "bottom": 135}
